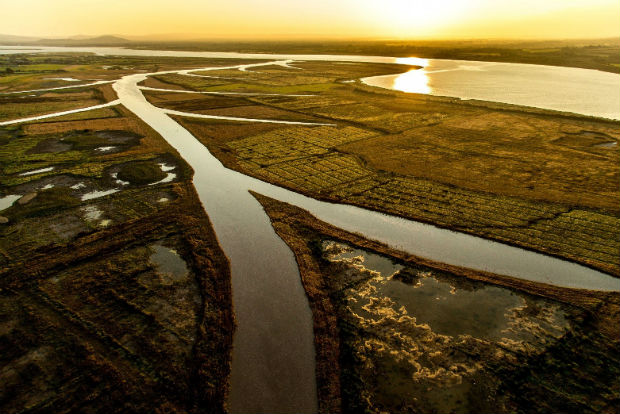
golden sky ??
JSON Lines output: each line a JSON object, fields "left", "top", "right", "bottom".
{"left": 2, "top": 0, "right": 619, "bottom": 40}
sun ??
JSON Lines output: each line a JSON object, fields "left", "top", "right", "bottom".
{"left": 374, "top": 0, "right": 470, "bottom": 37}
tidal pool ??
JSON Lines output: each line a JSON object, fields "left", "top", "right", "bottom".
{"left": 149, "top": 243, "right": 190, "bottom": 284}
{"left": 82, "top": 205, "right": 103, "bottom": 221}
{"left": 321, "top": 240, "right": 572, "bottom": 413}
{"left": 95, "top": 146, "right": 117, "bottom": 152}
{"left": 323, "top": 240, "right": 568, "bottom": 343}
{"left": 19, "top": 167, "right": 54, "bottom": 176}
{"left": 80, "top": 189, "right": 120, "bottom": 201}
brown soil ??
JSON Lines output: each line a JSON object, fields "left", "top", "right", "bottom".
{"left": 96, "top": 83, "right": 119, "bottom": 102}
{"left": 25, "top": 137, "right": 72, "bottom": 154}
{"left": 177, "top": 117, "right": 282, "bottom": 143}
{"left": 196, "top": 104, "right": 325, "bottom": 122}
{"left": 23, "top": 116, "right": 132, "bottom": 135}
{"left": 17, "top": 192, "right": 37, "bottom": 205}
{"left": 145, "top": 92, "right": 251, "bottom": 110}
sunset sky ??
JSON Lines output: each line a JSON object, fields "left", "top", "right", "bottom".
{"left": 2, "top": 0, "right": 619, "bottom": 40}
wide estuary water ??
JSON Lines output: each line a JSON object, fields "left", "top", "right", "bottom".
{"left": 2, "top": 46, "right": 619, "bottom": 413}
{"left": 363, "top": 58, "right": 620, "bottom": 120}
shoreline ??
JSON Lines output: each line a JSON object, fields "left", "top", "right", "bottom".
{"left": 1, "top": 42, "right": 618, "bottom": 74}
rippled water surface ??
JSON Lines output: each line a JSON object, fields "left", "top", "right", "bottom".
{"left": 323, "top": 240, "right": 568, "bottom": 342}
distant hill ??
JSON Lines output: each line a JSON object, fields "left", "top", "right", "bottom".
{"left": 34, "top": 35, "right": 130, "bottom": 46}
{"left": 66, "top": 35, "right": 94, "bottom": 40}
{"left": 0, "top": 34, "right": 41, "bottom": 43}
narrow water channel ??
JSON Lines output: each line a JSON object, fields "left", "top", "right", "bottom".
{"left": 111, "top": 62, "right": 618, "bottom": 413}
{"left": 114, "top": 65, "right": 319, "bottom": 413}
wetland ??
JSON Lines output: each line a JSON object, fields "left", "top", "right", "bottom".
{"left": 0, "top": 48, "right": 618, "bottom": 413}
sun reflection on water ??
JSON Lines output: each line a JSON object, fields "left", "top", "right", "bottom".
{"left": 390, "top": 57, "right": 431, "bottom": 94}
{"left": 392, "top": 68, "right": 431, "bottom": 94}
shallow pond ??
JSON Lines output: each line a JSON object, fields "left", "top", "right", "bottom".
{"left": 0, "top": 194, "right": 20, "bottom": 211}
{"left": 322, "top": 240, "right": 572, "bottom": 413}
{"left": 323, "top": 240, "right": 568, "bottom": 342}
{"left": 149, "top": 243, "right": 190, "bottom": 284}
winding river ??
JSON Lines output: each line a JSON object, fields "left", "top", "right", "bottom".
{"left": 2, "top": 46, "right": 619, "bottom": 413}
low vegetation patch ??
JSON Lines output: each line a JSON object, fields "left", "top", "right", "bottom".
{"left": 1, "top": 68, "right": 235, "bottom": 412}
{"left": 117, "top": 160, "right": 167, "bottom": 185}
